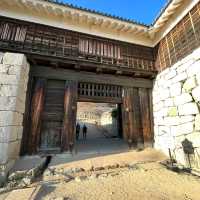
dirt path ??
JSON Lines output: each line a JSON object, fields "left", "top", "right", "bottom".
{"left": 36, "top": 162, "right": 200, "bottom": 200}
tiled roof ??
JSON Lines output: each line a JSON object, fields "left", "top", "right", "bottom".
{"left": 152, "top": 0, "right": 172, "bottom": 25}
{"left": 42, "top": 0, "right": 150, "bottom": 27}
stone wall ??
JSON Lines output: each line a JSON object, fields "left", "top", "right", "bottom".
{"left": 153, "top": 48, "right": 200, "bottom": 170}
{"left": 0, "top": 52, "right": 30, "bottom": 185}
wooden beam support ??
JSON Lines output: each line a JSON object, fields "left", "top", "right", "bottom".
{"left": 32, "top": 66, "right": 154, "bottom": 88}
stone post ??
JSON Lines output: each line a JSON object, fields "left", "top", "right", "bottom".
{"left": 0, "top": 52, "right": 30, "bottom": 185}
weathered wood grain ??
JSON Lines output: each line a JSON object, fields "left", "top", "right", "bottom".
{"left": 62, "top": 81, "right": 78, "bottom": 151}
{"left": 29, "top": 78, "right": 46, "bottom": 154}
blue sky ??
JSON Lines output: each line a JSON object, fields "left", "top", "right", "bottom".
{"left": 61, "top": 0, "right": 167, "bottom": 25}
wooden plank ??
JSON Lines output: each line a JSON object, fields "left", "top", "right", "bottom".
{"left": 62, "top": 80, "right": 78, "bottom": 151}
{"left": 29, "top": 78, "right": 46, "bottom": 154}
{"left": 122, "top": 87, "right": 143, "bottom": 146}
{"left": 32, "top": 66, "right": 153, "bottom": 88}
{"left": 139, "top": 88, "right": 152, "bottom": 147}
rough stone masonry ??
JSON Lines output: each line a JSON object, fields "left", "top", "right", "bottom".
{"left": 153, "top": 47, "right": 200, "bottom": 170}
{"left": 0, "top": 52, "right": 30, "bottom": 185}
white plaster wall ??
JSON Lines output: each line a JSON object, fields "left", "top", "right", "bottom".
{"left": 153, "top": 47, "right": 200, "bottom": 170}
{"left": 0, "top": 52, "right": 30, "bottom": 185}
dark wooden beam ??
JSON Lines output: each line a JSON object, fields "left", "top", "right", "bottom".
{"left": 31, "top": 66, "right": 154, "bottom": 88}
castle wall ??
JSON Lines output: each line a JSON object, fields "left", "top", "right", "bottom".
{"left": 153, "top": 47, "right": 200, "bottom": 170}
{"left": 0, "top": 52, "right": 29, "bottom": 185}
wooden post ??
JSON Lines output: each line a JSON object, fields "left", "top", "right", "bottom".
{"left": 122, "top": 87, "right": 130, "bottom": 141}
{"left": 29, "top": 78, "right": 46, "bottom": 154}
{"left": 139, "top": 88, "right": 152, "bottom": 147}
{"left": 132, "top": 88, "right": 143, "bottom": 146}
{"left": 62, "top": 80, "right": 78, "bottom": 151}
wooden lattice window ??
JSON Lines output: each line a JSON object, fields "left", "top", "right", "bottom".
{"left": 78, "top": 82, "right": 122, "bottom": 98}
{"left": 0, "top": 22, "right": 27, "bottom": 42}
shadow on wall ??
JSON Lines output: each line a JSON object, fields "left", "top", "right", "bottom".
{"left": 181, "top": 139, "right": 200, "bottom": 169}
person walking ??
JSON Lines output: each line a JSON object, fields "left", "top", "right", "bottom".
{"left": 76, "top": 123, "right": 80, "bottom": 140}
{"left": 82, "top": 124, "right": 87, "bottom": 140}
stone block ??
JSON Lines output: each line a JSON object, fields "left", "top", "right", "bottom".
{"left": 152, "top": 92, "right": 161, "bottom": 105}
{"left": 7, "top": 141, "right": 21, "bottom": 161}
{"left": 171, "top": 126, "right": 179, "bottom": 137}
{"left": 158, "top": 126, "right": 171, "bottom": 136}
{"left": 3, "top": 53, "right": 27, "bottom": 66}
{"left": 158, "top": 68, "right": 170, "bottom": 78}
{"left": 168, "top": 107, "right": 178, "bottom": 116}
{"left": 170, "top": 82, "right": 182, "bottom": 97}
{"left": 176, "top": 122, "right": 194, "bottom": 136}
{"left": 159, "top": 88, "right": 170, "bottom": 100}
{"left": 154, "top": 116, "right": 165, "bottom": 126}
{"left": 195, "top": 114, "right": 200, "bottom": 131}
{"left": 0, "top": 143, "right": 9, "bottom": 163}
{"left": 0, "top": 64, "right": 10, "bottom": 74}
{"left": 171, "top": 72, "right": 187, "bottom": 83}
{"left": 153, "top": 101, "right": 164, "bottom": 112}
{"left": 0, "top": 111, "right": 23, "bottom": 126}
{"left": 154, "top": 108, "right": 168, "bottom": 118}
{"left": 0, "top": 97, "right": 25, "bottom": 113}
{"left": 165, "top": 69, "right": 176, "bottom": 80}
{"left": 164, "top": 98, "right": 174, "bottom": 107}
{"left": 0, "top": 126, "right": 23, "bottom": 143}
{"left": 177, "top": 59, "right": 194, "bottom": 74}
{"left": 8, "top": 65, "right": 26, "bottom": 75}
{"left": 178, "top": 103, "right": 199, "bottom": 116}
{"left": 179, "top": 115, "right": 195, "bottom": 124}
{"left": 192, "top": 86, "right": 200, "bottom": 102}
{"left": 187, "top": 60, "right": 200, "bottom": 77}
{"left": 0, "top": 74, "right": 20, "bottom": 85}
{"left": 171, "top": 60, "right": 182, "bottom": 70}
{"left": 0, "top": 85, "right": 19, "bottom": 97}
{"left": 183, "top": 76, "right": 197, "bottom": 92}
{"left": 164, "top": 116, "right": 180, "bottom": 126}
{"left": 174, "top": 93, "right": 193, "bottom": 105}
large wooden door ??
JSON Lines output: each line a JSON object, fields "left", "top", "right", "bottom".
{"left": 122, "top": 87, "right": 152, "bottom": 147}
{"left": 39, "top": 80, "right": 65, "bottom": 152}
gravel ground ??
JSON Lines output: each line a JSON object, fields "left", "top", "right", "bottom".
{"left": 36, "top": 162, "right": 200, "bottom": 200}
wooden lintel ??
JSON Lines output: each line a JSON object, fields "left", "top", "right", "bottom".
{"left": 96, "top": 68, "right": 102, "bottom": 73}
{"left": 74, "top": 64, "right": 80, "bottom": 71}
{"left": 116, "top": 70, "right": 122, "bottom": 75}
{"left": 50, "top": 61, "right": 59, "bottom": 67}
{"left": 32, "top": 66, "right": 154, "bottom": 88}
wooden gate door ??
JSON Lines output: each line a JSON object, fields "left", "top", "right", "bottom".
{"left": 39, "top": 80, "right": 65, "bottom": 152}
{"left": 122, "top": 87, "right": 152, "bottom": 147}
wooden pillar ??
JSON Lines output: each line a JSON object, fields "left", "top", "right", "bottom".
{"left": 29, "top": 78, "right": 46, "bottom": 154}
{"left": 139, "top": 88, "right": 152, "bottom": 147}
{"left": 122, "top": 87, "right": 130, "bottom": 141}
{"left": 132, "top": 88, "right": 143, "bottom": 146}
{"left": 62, "top": 80, "right": 78, "bottom": 151}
